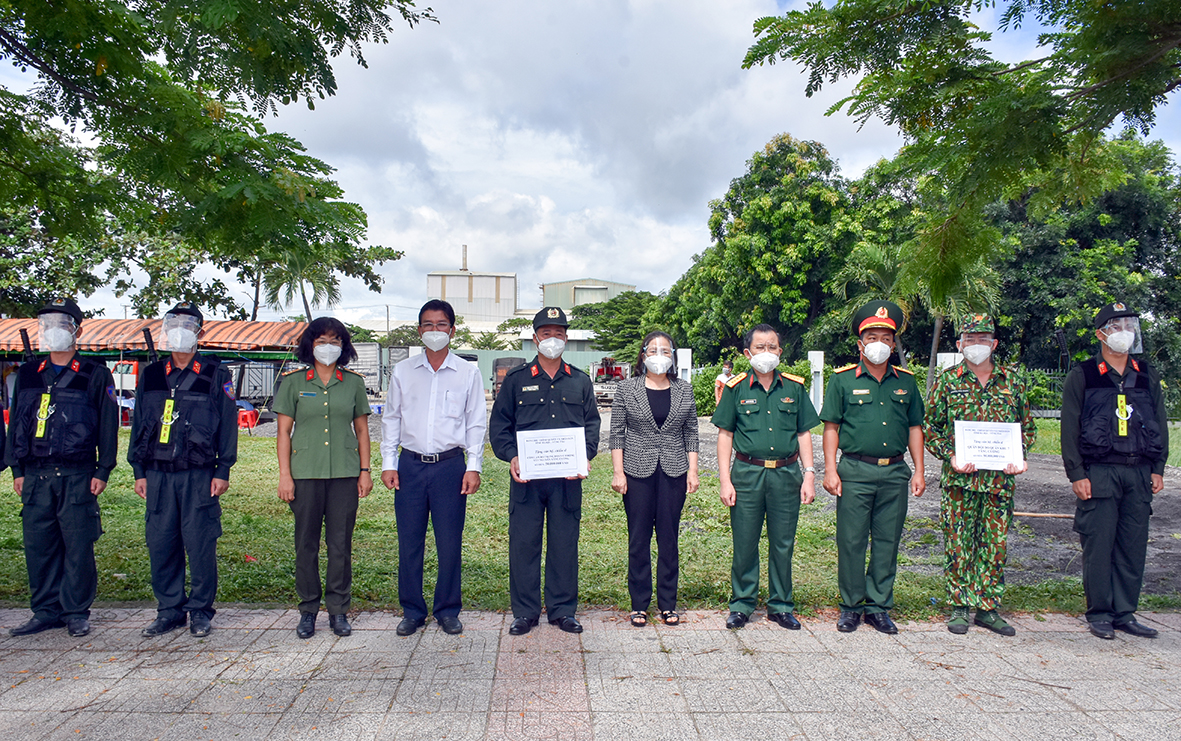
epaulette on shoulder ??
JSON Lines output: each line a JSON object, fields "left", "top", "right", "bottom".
{"left": 341, "top": 367, "right": 364, "bottom": 377}
{"left": 834, "top": 364, "right": 856, "bottom": 374}
{"left": 725, "top": 372, "right": 747, "bottom": 388}
{"left": 781, "top": 372, "right": 806, "bottom": 385}
{"left": 894, "top": 365, "right": 914, "bottom": 375}
{"left": 280, "top": 366, "right": 307, "bottom": 377}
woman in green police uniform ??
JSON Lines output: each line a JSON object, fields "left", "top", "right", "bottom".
{"left": 274, "top": 318, "right": 373, "bottom": 639}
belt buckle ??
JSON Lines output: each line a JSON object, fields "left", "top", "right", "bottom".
{"left": 877, "top": 457, "right": 891, "bottom": 466}
{"left": 421, "top": 453, "right": 439, "bottom": 463}
{"left": 763, "top": 459, "right": 776, "bottom": 469}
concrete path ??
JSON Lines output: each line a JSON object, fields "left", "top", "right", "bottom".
{"left": 1, "top": 608, "right": 1178, "bottom": 740}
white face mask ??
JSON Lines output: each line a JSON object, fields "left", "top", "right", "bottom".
{"left": 862, "top": 341, "right": 892, "bottom": 365}
{"left": 313, "top": 344, "right": 342, "bottom": 365}
{"left": 961, "top": 344, "right": 992, "bottom": 365}
{"left": 537, "top": 337, "right": 565, "bottom": 359}
{"left": 1103, "top": 330, "right": 1135, "bottom": 354}
{"left": 421, "top": 331, "right": 451, "bottom": 352}
{"left": 749, "top": 352, "right": 780, "bottom": 375}
{"left": 644, "top": 355, "right": 673, "bottom": 375}
{"left": 40, "top": 327, "right": 76, "bottom": 352}
{"left": 166, "top": 327, "right": 198, "bottom": 353}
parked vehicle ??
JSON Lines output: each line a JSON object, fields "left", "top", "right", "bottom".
{"left": 591, "top": 357, "right": 631, "bottom": 404}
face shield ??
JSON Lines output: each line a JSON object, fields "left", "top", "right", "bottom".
{"left": 1099, "top": 316, "right": 1142, "bottom": 355}
{"left": 38, "top": 313, "right": 78, "bottom": 352}
{"left": 160, "top": 313, "right": 202, "bottom": 353}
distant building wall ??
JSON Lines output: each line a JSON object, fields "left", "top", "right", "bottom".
{"left": 427, "top": 271, "right": 517, "bottom": 323}
{"left": 541, "top": 278, "right": 635, "bottom": 311}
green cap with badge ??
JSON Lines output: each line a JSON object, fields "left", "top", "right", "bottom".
{"left": 852, "top": 300, "right": 904, "bottom": 336}
{"left": 957, "top": 313, "right": 995, "bottom": 335}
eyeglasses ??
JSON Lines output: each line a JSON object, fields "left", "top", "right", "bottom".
{"left": 959, "top": 334, "right": 993, "bottom": 346}
{"left": 749, "top": 342, "right": 780, "bottom": 353}
{"left": 644, "top": 346, "right": 674, "bottom": 357}
{"left": 313, "top": 337, "right": 343, "bottom": 347}
{"left": 419, "top": 322, "right": 452, "bottom": 331}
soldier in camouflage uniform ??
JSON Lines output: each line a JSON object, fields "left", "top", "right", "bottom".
{"left": 923, "top": 314, "right": 1036, "bottom": 636}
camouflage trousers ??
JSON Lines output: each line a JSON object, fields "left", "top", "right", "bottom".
{"left": 941, "top": 485, "right": 1013, "bottom": 610}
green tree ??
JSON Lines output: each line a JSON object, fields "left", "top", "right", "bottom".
{"left": 382, "top": 325, "right": 423, "bottom": 347}
{"left": 662, "top": 134, "right": 857, "bottom": 362}
{"left": 743, "top": 0, "right": 1178, "bottom": 299}
{"left": 570, "top": 291, "right": 660, "bottom": 364}
{"left": 0, "top": 0, "right": 430, "bottom": 315}
{"left": 471, "top": 332, "right": 509, "bottom": 350}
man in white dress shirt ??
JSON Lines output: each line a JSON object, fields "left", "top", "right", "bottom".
{"left": 381, "top": 300, "right": 487, "bottom": 636}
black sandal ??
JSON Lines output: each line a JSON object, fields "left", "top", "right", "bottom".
{"left": 661, "top": 611, "right": 680, "bottom": 626}
{"left": 629, "top": 611, "right": 648, "bottom": 627}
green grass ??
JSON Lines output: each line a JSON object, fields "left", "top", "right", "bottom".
{"left": 1029, "top": 419, "right": 1181, "bottom": 466}
{"left": 1, "top": 430, "right": 1177, "bottom": 618}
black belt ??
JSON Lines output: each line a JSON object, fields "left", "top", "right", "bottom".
{"left": 405, "top": 447, "right": 464, "bottom": 464}
{"left": 1087, "top": 454, "right": 1148, "bottom": 467}
{"left": 735, "top": 451, "right": 800, "bottom": 469}
{"left": 845, "top": 453, "right": 906, "bottom": 467}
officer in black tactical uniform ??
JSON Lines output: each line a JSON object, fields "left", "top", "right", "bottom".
{"left": 129, "top": 302, "right": 238, "bottom": 638}
{"left": 489, "top": 307, "right": 601, "bottom": 636}
{"left": 1061, "top": 302, "right": 1168, "bottom": 640}
{"left": 5, "top": 297, "right": 119, "bottom": 638}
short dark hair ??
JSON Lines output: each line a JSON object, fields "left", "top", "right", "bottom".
{"left": 419, "top": 299, "right": 455, "bottom": 327}
{"left": 635, "top": 330, "right": 678, "bottom": 381}
{"left": 743, "top": 324, "right": 779, "bottom": 350}
{"left": 296, "top": 317, "right": 358, "bottom": 366}
{"left": 722, "top": 360, "right": 733, "bottom": 369}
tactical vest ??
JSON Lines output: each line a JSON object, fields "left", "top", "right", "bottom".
{"left": 130, "top": 357, "right": 223, "bottom": 469}
{"left": 1078, "top": 357, "right": 1164, "bottom": 463}
{"left": 9, "top": 356, "right": 100, "bottom": 463}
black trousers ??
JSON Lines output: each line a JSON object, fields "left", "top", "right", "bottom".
{"left": 1074, "top": 463, "right": 1154, "bottom": 625}
{"left": 290, "top": 477, "right": 359, "bottom": 615}
{"left": 623, "top": 465, "right": 686, "bottom": 612}
{"left": 508, "top": 477, "right": 581, "bottom": 621}
{"left": 21, "top": 467, "right": 102, "bottom": 622}
{"left": 395, "top": 452, "right": 467, "bottom": 621}
{"left": 145, "top": 468, "right": 222, "bottom": 621}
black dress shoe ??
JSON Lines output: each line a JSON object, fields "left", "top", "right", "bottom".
{"left": 836, "top": 611, "right": 861, "bottom": 633}
{"left": 396, "top": 616, "right": 425, "bottom": 636}
{"left": 190, "top": 614, "right": 212, "bottom": 637}
{"left": 1089, "top": 621, "right": 1115, "bottom": 639}
{"left": 508, "top": 616, "right": 538, "bottom": 635}
{"left": 67, "top": 618, "right": 91, "bottom": 637}
{"left": 549, "top": 616, "right": 583, "bottom": 634}
{"left": 768, "top": 612, "right": 801, "bottom": 630}
{"left": 329, "top": 614, "right": 352, "bottom": 637}
{"left": 1114, "top": 619, "right": 1157, "bottom": 638}
{"left": 142, "top": 615, "right": 186, "bottom": 637}
{"left": 296, "top": 612, "right": 316, "bottom": 639}
{"left": 10, "top": 617, "right": 65, "bottom": 636}
{"left": 437, "top": 616, "right": 463, "bottom": 635}
{"left": 725, "top": 611, "right": 749, "bottom": 629}
{"left": 864, "top": 611, "right": 898, "bottom": 634}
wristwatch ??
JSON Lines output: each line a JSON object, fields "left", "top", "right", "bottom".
{"left": 360, "top": 468, "right": 370, "bottom": 472}
{"left": 802, "top": 466, "right": 816, "bottom": 473}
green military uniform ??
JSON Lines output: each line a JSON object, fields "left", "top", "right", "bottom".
{"left": 923, "top": 315, "right": 1036, "bottom": 612}
{"left": 821, "top": 301, "right": 924, "bottom": 617}
{"left": 712, "top": 370, "right": 819, "bottom": 616}
{"left": 274, "top": 365, "right": 371, "bottom": 479}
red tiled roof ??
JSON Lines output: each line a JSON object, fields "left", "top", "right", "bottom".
{"left": 0, "top": 318, "right": 307, "bottom": 352}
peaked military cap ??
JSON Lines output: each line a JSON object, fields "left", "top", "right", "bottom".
{"left": 37, "top": 296, "right": 84, "bottom": 326}
{"left": 533, "top": 306, "right": 569, "bottom": 330}
{"left": 166, "top": 301, "right": 204, "bottom": 325}
{"left": 1093, "top": 301, "right": 1139, "bottom": 329}
{"left": 852, "top": 300, "right": 903, "bottom": 335}
{"left": 957, "top": 313, "right": 995, "bottom": 335}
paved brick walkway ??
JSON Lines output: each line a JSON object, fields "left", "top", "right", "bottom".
{"left": 0, "top": 608, "right": 1177, "bottom": 740}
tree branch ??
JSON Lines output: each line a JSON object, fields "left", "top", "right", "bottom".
{"left": 993, "top": 56, "right": 1052, "bottom": 77}
{"left": 0, "top": 28, "right": 103, "bottom": 105}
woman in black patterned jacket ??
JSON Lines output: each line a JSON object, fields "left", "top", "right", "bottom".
{"left": 609, "top": 331, "right": 699, "bottom": 627}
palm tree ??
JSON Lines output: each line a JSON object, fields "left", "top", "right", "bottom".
{"left": 832, "top": 241, "right": 919, "bottom": 369}
{"left": 263, "top": 249, "right": 340, "bottom": 322}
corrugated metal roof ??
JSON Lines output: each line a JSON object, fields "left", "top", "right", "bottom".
{"left": 0, "top": 318, "right": 307, "bottom": 352}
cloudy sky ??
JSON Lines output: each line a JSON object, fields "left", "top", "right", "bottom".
{"left": 10, "top": 1, "right": 1180, "bottom": 325}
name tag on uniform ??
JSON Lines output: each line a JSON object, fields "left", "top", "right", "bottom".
{"left": 852, "top": 389, "right": 870, "bottom": 395}
{"left": 950, "top": 389, "right": 970, "bottom": 396}
{"left": 300, "top": 391, "right": 317, "bottom": 397}
{"left": 739, "top": 398, "right": 757, "bottom": 405}
{"left": 522, "top": 385, "right": 539, "bottom": 392}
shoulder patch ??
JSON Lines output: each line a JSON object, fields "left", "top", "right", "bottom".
{"left": 341, "top": 367, "right": 364, "bottom": 377}
{"left": 834, "top": 364, "right": 856, "bottom": 373}
{"left": 893, "top": 365, "right": 914, "bottom": 375}
{"left": 106, "top": 384, "right": 118, "bottom": 404}
{"left": 223, "top": 380, "right": 236, "bottom": 399}
{"left": 781, "top": 373, "right": 805, "bottom": 385}
{"left": 725, "top": 372, "right": 747, "bottom": 388}
{"left": 281, "top": 366, "right": 307, "bottom": 377}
